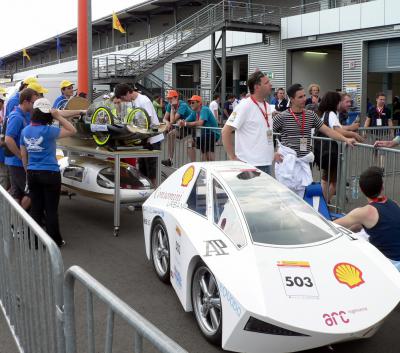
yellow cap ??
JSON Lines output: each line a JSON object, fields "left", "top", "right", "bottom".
{"left": 23, "top": 76, "right": 38, "bottom": 85}
{"left": 27, "top": 82, "right": 49, "bottom": 94}
{"left": 60, "top": 80, "right": 74, "bottom": 89}
{"left": 0, "top": 87, "right": 7, "bottom": 94}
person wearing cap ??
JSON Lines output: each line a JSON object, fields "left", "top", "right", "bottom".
{"left": 162, "top": 90, "right": 192, "bottom": 167}
{"left": 0, "top": 93, "right": 10, "bottom": 190}
{"left": 27, "top": 82, "right": 49, "bottom": 97}
{"left": 334, "top": 166, "right": 400, "bottom": 270}
{"left": 53, "top": 80, "right": 74, "bottom": 109}
{"left": 178, "top": 95, "right": 220, "bottom": 162}
{"left": 114, "top": 83, "right": 163, "bottom": 186}
{"left": 20, "top": 98, "right": 76, "bottom": 248}
{"left": 4, "top": 88, "right": 39, "bottom": 209}
{"left": 5, "top": 77, "right": 37, "bottom": 118}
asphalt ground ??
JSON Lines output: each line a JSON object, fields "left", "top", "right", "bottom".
{"left": 1, "top": 193, "right": 400, "bottom": 353}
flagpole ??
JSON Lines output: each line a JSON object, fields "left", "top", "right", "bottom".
{"left": 112, "top": 27, "right": 115, "bottom": 49}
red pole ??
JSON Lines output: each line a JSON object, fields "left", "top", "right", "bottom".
{"left": 77, "top": 0, "right": 89, "bottom": 97}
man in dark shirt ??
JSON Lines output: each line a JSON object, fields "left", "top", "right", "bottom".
{"left": 334, "top": 167, "right": 400, "bottom": 270}
{"left": 223, "top": 95, "right": 235, "bottom": 122}
{"left": 365, "top": 92, "right": 392, "bottom": 128}
{"left": 274, "top": 87, "right": 288, "bottom": 112}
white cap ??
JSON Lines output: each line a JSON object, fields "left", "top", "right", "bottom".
{"left": 33, "top": 98, "right": 52, "bottom": 113}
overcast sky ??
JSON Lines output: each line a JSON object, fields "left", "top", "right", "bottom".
{"left": 0, "top": 0, "right": 146, "bottom": 57}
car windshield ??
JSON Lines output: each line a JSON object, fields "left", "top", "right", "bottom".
{"left": 217, "top": 168, "right": 339, "bottom": 246}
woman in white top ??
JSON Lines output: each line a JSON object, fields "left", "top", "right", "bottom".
{"left": 314, "top": 92, "right": 363, "bottom": 202}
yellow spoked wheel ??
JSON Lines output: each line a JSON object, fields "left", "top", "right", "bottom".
{"left": 91, "top": 106, "right": 114, "bottom": 146}
{"left": 126, "top": 108, "right": 151, "bottom": 145}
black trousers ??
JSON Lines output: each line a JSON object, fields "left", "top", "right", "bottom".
{"left": 27, "top": 170, "right": 63, "bottom": 246}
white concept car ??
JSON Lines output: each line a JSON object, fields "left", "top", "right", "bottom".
{"left": 142, "top": 161, "right": 400, "bottom": 353}
{"left": 58, "top": 156, "right": 153, "bottom": 204}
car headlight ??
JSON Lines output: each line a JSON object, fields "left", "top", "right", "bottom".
{"left": 244, "top": 316, "right": 309, "bottom": 336}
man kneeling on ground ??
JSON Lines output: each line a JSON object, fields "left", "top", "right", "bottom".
{"left": 334, "top": 166, "right": 400, "bottom": 270}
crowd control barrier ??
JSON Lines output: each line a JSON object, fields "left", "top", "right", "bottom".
{"left": 358, "top": 126, "right": 400, "bottom": 145}
{"left": 64, "top": 266, "right": 188, "bottom": 353}
{"left": 0, "top": 186, "right": 65, "bottom": 353}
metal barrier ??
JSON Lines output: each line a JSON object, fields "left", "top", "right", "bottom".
{"left": 64, "top": 266, "right": 188, "bottom": 353}
{"left": 0, "top": 186, "right": 65, "bottom": 353}
{"left": 358, "top": 126, "right": 400, "bottom": 145}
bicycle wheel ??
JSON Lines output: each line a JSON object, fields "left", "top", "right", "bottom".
{"left": 126, "top": 108, "right": 151, "bottom": 145}
{"left": 91, "top": 106, "right": 114, "bottom": 146}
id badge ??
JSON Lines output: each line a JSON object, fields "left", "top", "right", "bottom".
{"left": 267, "top": 129, "right": 273, "bottom": 144}
{"left": 300, "top": 137, "right": 308, "bottom": 152}
{"left": 376, "top": 118, "right": 382, "bottom": 126}
{"left": 196, "top": 128, "right": 201, "bottom": 137}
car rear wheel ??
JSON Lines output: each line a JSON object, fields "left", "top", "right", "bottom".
{"left": 151, "top": 220, "right": 170, "bottom": 283}
{"left": 191, "top": 264, "right": 222, "bottom": 345}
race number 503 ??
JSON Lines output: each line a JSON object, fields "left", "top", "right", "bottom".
{"left": 277, "top": 261, "right": 319, "bottom": 298}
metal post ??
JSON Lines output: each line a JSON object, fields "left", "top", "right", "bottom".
{"left": 87, "top": 0, "right": 93, "bottom": 103}
{"left": 221, "top": 28, "right": 227, "bottom": 107}
{"left": 336, "top": 142, "right": 348, "bottom": 213}
{"left": 211, "top": 32, "right": 216, "bottom": 92}
{"left": 114, "top": 154, "right": 121, "bottom": 236}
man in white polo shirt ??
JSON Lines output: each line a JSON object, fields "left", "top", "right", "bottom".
{"left": 222, "top": 71, "right": 274, "bottom": 175}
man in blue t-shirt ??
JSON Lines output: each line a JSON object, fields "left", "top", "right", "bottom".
{"left": 0, "top": 94, "right": 10, "bottom": 190}
{"left": 53, "top": 80, "right": 74, "bottom": 109}
{"left": 5, "top": 88, "right": 39, "bottom": 208}
{"left": 5, "top": 77, "right": 38, "bottom": 118}
{"left": 162, "top": 90, "right": 192, "bottom": 167}
{"left": 178, "top": 95, "right": 220, "bottom": 162}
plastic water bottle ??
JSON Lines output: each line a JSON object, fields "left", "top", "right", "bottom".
{"left": 351, "top": 176, "right": 359, "bottom": 200}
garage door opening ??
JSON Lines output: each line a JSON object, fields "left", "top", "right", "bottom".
{"left": 289, "top": 45, "right": 342, "bottom": 96}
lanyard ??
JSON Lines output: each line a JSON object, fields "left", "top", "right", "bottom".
{"left": 369, "top": 196, "right": 387, "bottom": 204}
{"left": 376, "top": 107, "right": 384, "bottom": 117}
{"left": 289, "top": 109, "right": 305, "bottom": 134}
{"left": 196, "top": 105, "right": 202, "bottom": 121}
{"left": 31, "top": 122, "right": 41, "bottom": 126}
{"left": 250, "top": 96, "right": 270, "bottom": 128}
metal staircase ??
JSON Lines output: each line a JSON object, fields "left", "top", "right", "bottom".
{"left": 93, "top": 0, "right": 281, "bottom": 83}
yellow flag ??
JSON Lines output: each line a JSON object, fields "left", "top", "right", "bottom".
{"left": 22, "top": 48, "right": 31, "bottom": 61}
{"left": 112, "top": 12, "right": 126, "bottom": 34}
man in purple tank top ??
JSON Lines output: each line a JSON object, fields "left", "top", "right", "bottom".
{"left": 334, "top": 166, "right": 400, "bottom": 270}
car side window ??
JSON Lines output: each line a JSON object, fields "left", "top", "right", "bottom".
{"left": 63, "top": 165, "right": 84, "bottom": 182}
{"left": 212, "top": 179, "right": 246, "bottom": 248}
{"left": 187, "top": 169, "right": 207, "bottom": 217}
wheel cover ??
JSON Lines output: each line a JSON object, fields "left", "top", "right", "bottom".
{"left": 127, "top": 108, "right": 150, "bottom": 145}
{"left": 192, "top": 266, "right": 222, "bottom": 335}
{"left": 151, "top": 224, "right": 170, "bottom": 277}
{"left": 91, "top": 107, "right": 112, "bottom": 146}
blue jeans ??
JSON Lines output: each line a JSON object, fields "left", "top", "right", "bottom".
{"left": 256, "top": 165, "right": 272, "bottom": 175}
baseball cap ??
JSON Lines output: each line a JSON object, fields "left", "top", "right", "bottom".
{"left": 188, "top": 95, "right": 202, "bottom": 103}
{"left": 27, "top": 82, "right": 49, "bottom": 94}
{"left": 33, "top": 98, "right": 52, "bottom": 113}
{"left": 60, "top": 80, "right": 74, "bottom": 89}
{"left": 23, "top": 76, "right": 38, "bottom": 85}
{"left": 0, "top": 87, "right": 7, "bottom": 94}
{"left": 167, "top": 90, "right": 179, "bottom": 98}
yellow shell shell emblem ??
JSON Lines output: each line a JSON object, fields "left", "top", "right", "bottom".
{"left": 333, "top": 263, "right": 364, "bottom": 289}
{"left": 181, "top": 165, "right": 195, "bottom": 187}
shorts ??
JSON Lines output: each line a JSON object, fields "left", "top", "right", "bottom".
{"left": 0, "top": 163, "right": 10, "bottom": 190}
{"left": 196, "top": 132, "right": 216, "bottom": 153}
{"left": 138, "top": 142, "right": 161, "bottom": 180}
{"left": 8, "top": 165, "right": 29, "bottom": 200}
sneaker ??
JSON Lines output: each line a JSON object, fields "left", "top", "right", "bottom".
{"left": 58, "top": 240, "right": 66, "bottom": 248}
{"left": 162, "top": 159, "right": 173, "bottom": 167}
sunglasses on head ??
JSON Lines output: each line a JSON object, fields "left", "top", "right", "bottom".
{"left": 189, "top": 101, "right": 199, "bottom": 104}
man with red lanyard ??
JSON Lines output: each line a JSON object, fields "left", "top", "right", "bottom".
{"left": 334, "top": 167, "right": 400, "bottom": 270}
{"left": 365, "top": 92, "right": 393, "bottom": 128}
{"left": 273, "top": 84, "right": 355, "bottom": 195}
{"left": 222, "top": 71, "right": 274, "bottom": 175}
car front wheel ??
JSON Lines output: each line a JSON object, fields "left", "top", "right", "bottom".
{"left": 151, "top": 219, "right": 170, "bottom": 283}
{"left": 191, "top": 264, "right": 222, "bottom": 345}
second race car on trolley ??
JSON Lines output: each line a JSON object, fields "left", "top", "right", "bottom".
{"left": 142, "top": 161, "right": 400, "bottom": 353}
{"left": 63, "top": 97, "right": 166, "bottom": 148}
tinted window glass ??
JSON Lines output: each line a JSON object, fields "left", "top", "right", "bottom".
{"left": 187, "top": 169, "right": 207, "bottom": 217}
{"left": 63, "top": 165, "right": 84, "bottom": 182}
{"left": 98, "top": 166, "right": 151, "bottom": 189}
{"left": 213, "top": 179, "right": 246, "bottom": 248}
{"left": 217, "top": 168, "right": 338, "bottom": 245}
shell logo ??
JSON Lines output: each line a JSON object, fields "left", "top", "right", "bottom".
{"left": 333, "top": 263, "right": 365, "bottom": 289}
{"left": 181, "top": 165, "right": 195, "bottom": 187}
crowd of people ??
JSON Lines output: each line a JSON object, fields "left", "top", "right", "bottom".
{"left": 0, "top": 72, "right": 399, "bottom": 268}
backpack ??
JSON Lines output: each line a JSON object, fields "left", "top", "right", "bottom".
{"left": 314, "top": 111, "right": 339, "bottom": 170}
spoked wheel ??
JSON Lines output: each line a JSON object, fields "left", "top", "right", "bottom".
{"left": 151, "top": 219, "right": 170, "bottom": 283}
{"left": 192, "top": 264, "right": 222, "bottom": 344}
{"left": 91, "top": 106, "right": 114, "bottom": 146}
{"left": 126, "top": 108, "right": 151, "bottom": 145}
